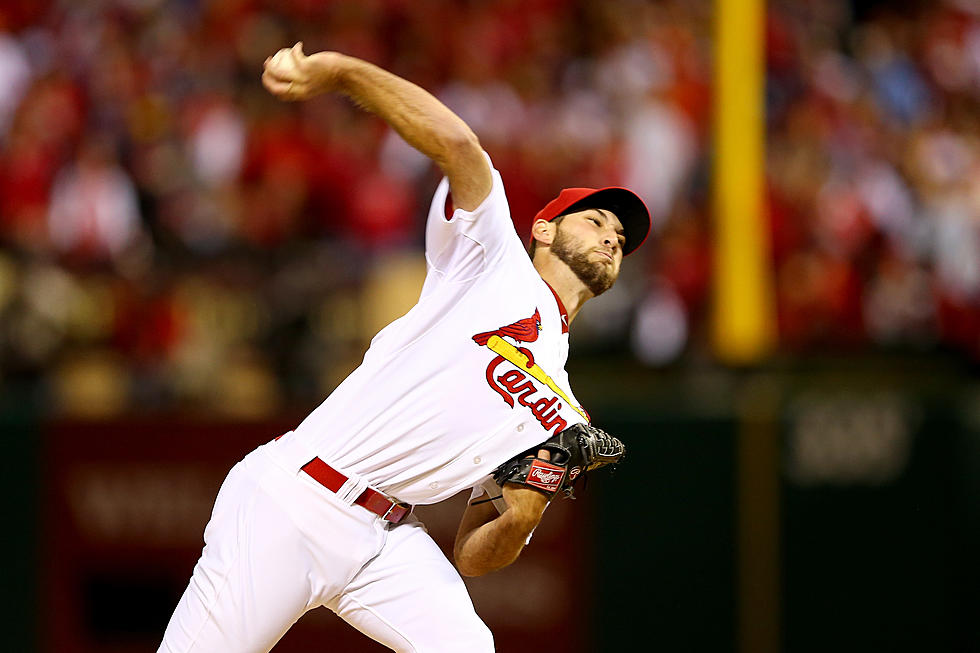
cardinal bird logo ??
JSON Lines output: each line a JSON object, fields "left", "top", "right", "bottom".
{"left": 471, "top": 307, "right": 587, "bottom": 432}
{"left": 472, "top": 308, "right": 542, "bottom": 346}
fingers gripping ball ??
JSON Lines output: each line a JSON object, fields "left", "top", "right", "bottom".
{"left": 492, "top": 423, "right": 626, "bottom": 498}
{"left": 262, "top": 42, "right": 320, "bottom": 101}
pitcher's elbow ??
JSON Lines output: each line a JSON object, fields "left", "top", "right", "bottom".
{"left": 437, "top": 127, "right": 481, "bottom": 166}
{"left": 455, "top": 552, "right": 487, "bottom": 578}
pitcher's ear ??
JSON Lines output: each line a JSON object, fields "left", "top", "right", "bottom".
{"left": 531, "top": 218, "right": 556, "bottom": 247}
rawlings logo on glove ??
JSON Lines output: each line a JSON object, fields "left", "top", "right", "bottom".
{"left": 492, "top": 423, "right": 625, "bottom": 498}
{"left": 526, "top": 461, "right": 566, "bottom": 493}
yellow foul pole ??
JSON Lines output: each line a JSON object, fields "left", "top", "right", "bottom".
{"left": 712, "top": 0, "right": 774, "bottom": 363}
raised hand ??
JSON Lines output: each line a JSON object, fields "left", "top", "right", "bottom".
{"left": 262, "top": 42, "right": 342, "bottom": 101}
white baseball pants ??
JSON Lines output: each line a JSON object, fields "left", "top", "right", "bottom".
{"left": 158, "top": 438, "right": 494, "bottom": 653}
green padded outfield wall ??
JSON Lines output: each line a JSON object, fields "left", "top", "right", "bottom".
{"left": 590, "top": 409, "right": 737, "bottom": 653}
{"left": 585, "top": 364, "right": 980, "bottom": 653}
{"left": 1, "top": 389, "right": 38, "bottom": 653}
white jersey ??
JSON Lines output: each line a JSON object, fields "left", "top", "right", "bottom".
{"left": 290, "top": 153, "right": 588, "bottom": 505}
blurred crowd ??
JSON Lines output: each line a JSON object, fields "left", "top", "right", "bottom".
{"left": 0, "top": 0, "right": 976, "bottom": 417}
{"left": 768, "top": 0, "right": 980, "bottom": 356}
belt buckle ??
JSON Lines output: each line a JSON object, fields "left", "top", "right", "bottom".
{"left": 382, "top": 502, "right": 397, "bottom": 521}
{"left": 382, "top": 501, "right": 410, "bottom": 523}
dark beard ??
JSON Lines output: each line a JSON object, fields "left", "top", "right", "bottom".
{"left": 550, "top": 228, "right": 616, "bottom": 296}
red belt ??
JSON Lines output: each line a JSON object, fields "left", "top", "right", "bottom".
{"left": 301, "top": 457, "right": 412, "bottom": 524}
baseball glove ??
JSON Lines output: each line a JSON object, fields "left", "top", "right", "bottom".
{"left": 492, "top": 423, "right": 625, "bottom": 499}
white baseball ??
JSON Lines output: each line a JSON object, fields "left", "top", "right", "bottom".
{"left": 275, "top": 49, "right": 297, "bottom": 75}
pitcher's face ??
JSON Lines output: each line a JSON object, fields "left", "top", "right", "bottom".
{"left": 549, "top": 208, "right": 624, "bottom": 296}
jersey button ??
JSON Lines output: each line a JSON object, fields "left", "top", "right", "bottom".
{"left": 429, "top": 482, "right": 439, "bottom": 490}
{"left": 473, "top": 456, "right": 482, "bottom": 464}
{"left": 516, "top": 424, "right": 525, "bottom": 433}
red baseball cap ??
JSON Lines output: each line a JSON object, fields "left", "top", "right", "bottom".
{"left": 531, "top": 187, "right": 651, "bottom": 255}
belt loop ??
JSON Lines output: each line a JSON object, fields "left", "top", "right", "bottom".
{"left": 336, "top": 475, "right": 368, "bottom": 506}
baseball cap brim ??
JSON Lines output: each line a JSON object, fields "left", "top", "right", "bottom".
{"left": 531, "top": 187, "right": 651, "bottom": 255}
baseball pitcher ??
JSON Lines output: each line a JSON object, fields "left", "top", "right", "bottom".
{"left": 159, "top": 42, "right": 649, "bottom": 653}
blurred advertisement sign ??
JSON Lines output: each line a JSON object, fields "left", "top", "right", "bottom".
{"left": 785, "top": 393, "right": 915, "bottom": 486}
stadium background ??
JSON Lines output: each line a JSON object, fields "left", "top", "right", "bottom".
{"left": 1, "top": 0, "right": 979, "bottom": 651}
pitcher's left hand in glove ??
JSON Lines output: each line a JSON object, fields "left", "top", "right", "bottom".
{"left": 492, "top": 423, "right": 625, "bottom": 499}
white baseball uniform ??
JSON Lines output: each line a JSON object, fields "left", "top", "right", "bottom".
{"left": 159, "top": 153, "right": 588, "bottom": 653}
